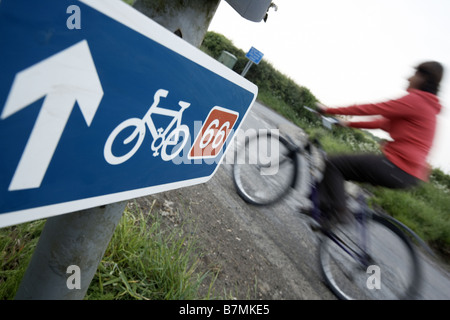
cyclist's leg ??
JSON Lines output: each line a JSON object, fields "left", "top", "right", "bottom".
{"left": 329, "top": 154, "right": 419, "bottom": 188}
{"left": 317, "top": 154, "right": 419, "bottom": 222}
{"left": 317, "top": 158, "right": 347, "bottom": 220}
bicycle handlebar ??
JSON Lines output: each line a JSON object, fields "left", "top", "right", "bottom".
{"left": 303, "top": 106, "right": 340, "bottom": 130}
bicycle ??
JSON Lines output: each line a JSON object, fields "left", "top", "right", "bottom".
{"left": 104, "top": 89, "right": 190, "bottom": 165}
{"left": 232, "top": 106, "right": 423, "bottom": 299}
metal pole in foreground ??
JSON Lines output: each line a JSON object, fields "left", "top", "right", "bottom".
{"left": 15, "top": 201, "right": 127, "bottom": 300}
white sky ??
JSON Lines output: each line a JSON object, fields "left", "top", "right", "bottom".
{"left": 208, "top": 0, "right": 450, "bottom": 173}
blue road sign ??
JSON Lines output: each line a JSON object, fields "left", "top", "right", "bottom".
{"left": 0, "top": 0, "right": 257, "bottom": 227}
{"left": 245, "top": 46, "right": 264, "bottom": 65}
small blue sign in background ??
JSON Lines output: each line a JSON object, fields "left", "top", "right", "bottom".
{"left": 245, "top": 46, "right": 264, "bottom": 65}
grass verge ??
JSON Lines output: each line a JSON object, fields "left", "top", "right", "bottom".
{"left": 86, "top": 200, "right": 217, "bottom": 300}
{"left": 0, "top": 219, "right": 45, "bottom": 299}
{"left": 0, "top": 202, "right": 219, "bottom": 300}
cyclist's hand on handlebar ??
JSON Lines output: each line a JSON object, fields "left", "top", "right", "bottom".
{"left": 315, "top": 102, "right": 328, "bottom": 114}
{"left": 314, "top": 103, "right": 349, "bottom": 127}
{"left": 336, "top": 119, "right": 350, "bottom": 127}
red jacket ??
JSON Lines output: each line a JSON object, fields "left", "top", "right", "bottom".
{"left": 324, "top": 89, "right": 442, "bottom": 180}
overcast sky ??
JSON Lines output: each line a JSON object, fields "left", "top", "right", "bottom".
{"left": 208, "top": 0, "right": 450, "bottom": 173}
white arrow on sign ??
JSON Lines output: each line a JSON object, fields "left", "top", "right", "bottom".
{"left": 1, "top": 40, "right": 103, "bottom": 191}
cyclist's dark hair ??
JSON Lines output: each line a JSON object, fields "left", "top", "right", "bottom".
{"left": 415, "top": 61, "right": 444, "bottom": 95}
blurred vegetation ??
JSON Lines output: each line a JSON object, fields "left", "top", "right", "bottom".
{"left": 201, "top": 31, "right": 450, "bottom": 260}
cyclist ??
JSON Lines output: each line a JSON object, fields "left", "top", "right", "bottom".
{"left": 315, "top": 61, "right": 444, "bottom": 225}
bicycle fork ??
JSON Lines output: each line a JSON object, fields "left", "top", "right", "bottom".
{"left": 307, "top": 177, "right": 372, "bottom": 270}
{"left": 336, "top": 194, "right": 374, "bottom": 270}
{"left": 320, "top": 194, "right": 373, "bottom": 271}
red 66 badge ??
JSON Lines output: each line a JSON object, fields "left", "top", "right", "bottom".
{"left": 189, "top": 106, "right": 239, "bottom": 159}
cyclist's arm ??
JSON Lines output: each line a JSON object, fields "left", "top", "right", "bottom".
{"left": 346, "top": 117, "right": 390, "bottom": 131}
{"left": 322, "top": 92, "right": 416, "bottom": 119}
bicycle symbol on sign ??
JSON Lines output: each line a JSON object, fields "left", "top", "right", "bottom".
{"left": 104, "top": 89, "right": 190, "bottom": 165}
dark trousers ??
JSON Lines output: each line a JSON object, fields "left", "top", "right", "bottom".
{"left": 318, "top": 154, "right": 420, "bottom": 215}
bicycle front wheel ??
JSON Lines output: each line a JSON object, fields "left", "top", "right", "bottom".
{"left": 319, "top": 213, "right": 421, "bottom": 300}
{"left": 232, "top": 132, "right": 298, "bottom": 206}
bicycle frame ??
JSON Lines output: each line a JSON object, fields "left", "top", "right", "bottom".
{"left": 310, "top": 182, "right": 372, "bottom": 269}
{"left": 142, "top": 89, "right": 190, "bottom": 149}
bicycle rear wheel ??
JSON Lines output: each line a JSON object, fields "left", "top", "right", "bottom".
{"left": 319, "top": 213, "right": 421, "bottom": 300}
{"left": 232, "top": 132, "right": 298, "bottom": 206}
